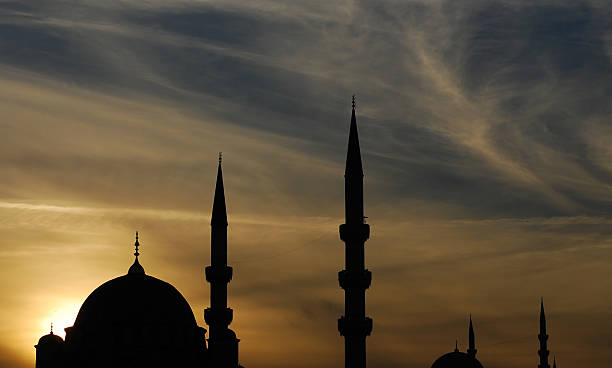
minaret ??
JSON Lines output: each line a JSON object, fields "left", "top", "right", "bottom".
{"left": 467, "top": 315, "right": 477, "bottom": 359}
{"left": 538, "top": 299, "right": 550, "bottom": 368}
{"left": 205, "top": 154, "right": 239, "bottom": 368}
{"left": 338, "top": 96, "right": 372, "bottom": 368}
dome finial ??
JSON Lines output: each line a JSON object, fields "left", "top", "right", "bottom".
{"left": 128, "top": 232, "right": 145, "bottom": 275}
{"left": 50, "top": 322, "right": 53, "bottom": 335}
{"left": 454, "top": 339, "right": 459, "bottom": 352}
{"left": 134, "top": 231, "right": 140, "bottom": 258}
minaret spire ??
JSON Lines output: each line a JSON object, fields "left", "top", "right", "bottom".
{"left": 205, "top": 157, "right": 240, "bottom": 368}
{"left": 538, "top": 299, "right": 550, "bottom": 368}
{"left": 338, "top": 96, "right": 372, "bottom": 368}
{"left": 467, "top": 314, "right": 477, "bottom": 358}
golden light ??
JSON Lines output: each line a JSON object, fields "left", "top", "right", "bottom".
{"left": 39, "top": 300, "right": 81, "bottom": 339}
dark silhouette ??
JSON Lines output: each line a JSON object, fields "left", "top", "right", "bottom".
{"left": 204, "top": 154, "right": 240, "bottom": 368}
{"left": 46, "top": 233, "right": 209, "bottom": 368}
{"left": 539, "top": 299, "right": 551, "bottom": 368}
{"left": 467, "top": 315, "right": 476, "bottom": 359}
{"left": 430, "top": 316, "right": 484, "bottom": 368}
{"left": 33, "top": 97, "right": 565, "bottom": 368}
{"left": 34, "top": 159, "right": 245, "bottom": 367}
{"left": 338, "top": 96, "right": 372, "bottom": 368}
{"left": 34, "top": 324, "right": 64, "bottom": 368}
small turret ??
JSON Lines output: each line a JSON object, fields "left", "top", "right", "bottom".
{"left": 35, "top": 324, "right": 64, "bottom": 368}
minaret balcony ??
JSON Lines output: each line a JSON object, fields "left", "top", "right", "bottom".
{"left": 205, "top": 307, "right": 233, "bottom": 326}
{"left": 205, "top": 265, "right": 233, "bottom": 284}
{"left": 339, "top": 223, "right": 370, "bottom": 242}
{"left": 338, "top": 270, "right": 372, "bottom": 290}
{"left": 338, "top": 316, "right": 373, "bottom": 337}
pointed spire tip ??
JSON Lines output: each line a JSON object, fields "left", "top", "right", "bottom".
{"left": 212, "top": 155, "right": 228, "bottom": 226}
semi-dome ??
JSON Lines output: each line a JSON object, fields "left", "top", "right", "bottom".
{"left": 431, "top": 350, "right": 484, "bottom": 368}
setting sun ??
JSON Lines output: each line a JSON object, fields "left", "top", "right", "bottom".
{"left": 39, "top": 301, "right": 81, "bottom": 339}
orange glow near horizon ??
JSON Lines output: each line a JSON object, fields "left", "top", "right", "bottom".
{"left": 39, "top": 300, "right": 81, "bottom": 339}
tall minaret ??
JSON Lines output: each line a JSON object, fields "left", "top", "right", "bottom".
{"left": 205, "top": 154, "right": 240, "bottom": 368}
{"left": 538, "top": 299, "right": 550, "bottom": 368}
{"left": 467, "top": 315, "right": 477, "bottom": 359}
{"left": 338, "top": 96, "right": 372, "bottom": 368}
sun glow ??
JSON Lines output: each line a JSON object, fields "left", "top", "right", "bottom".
{"left": 39, "top": 301, "right": 81, "bottom": 339}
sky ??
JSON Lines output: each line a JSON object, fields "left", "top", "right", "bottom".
{"left": 1, "top": 0, "right": 612, "bottom": 367}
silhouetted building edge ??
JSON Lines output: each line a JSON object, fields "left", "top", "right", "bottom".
{"left": 338, "top": 96, "right": 372, "bottom": 368}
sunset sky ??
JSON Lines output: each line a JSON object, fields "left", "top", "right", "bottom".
{"left": 2, "top": 1, "right": 612, "bottom": 367}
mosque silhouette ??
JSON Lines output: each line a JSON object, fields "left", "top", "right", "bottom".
{"left": 34, "top": 98, "right": 559, "bottom": 368}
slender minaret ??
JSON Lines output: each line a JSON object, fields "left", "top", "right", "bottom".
{"left": 538, "top": 299, "right": 550, "bottom": 368}
{"left": 338, "top": 96, "right": 372, "bottom": 368}
{"left": 467, "top": 315, "right": 477, "bottom": 359}
{"left": 205, "top": 154, "right": 239, "bottom": 368}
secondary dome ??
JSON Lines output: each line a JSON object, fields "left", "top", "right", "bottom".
{"left": 431, "top": 351, "right": 484, "bottom": 368}
{"left": 36, "top": 331, "right": 63, "bottom": 347}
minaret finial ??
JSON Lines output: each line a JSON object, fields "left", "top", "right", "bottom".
{"left": 218, "top": 152, "right": 222, "bottom": 164}
{"left": 352, "top": 94, "right": 356, "bottom": 110}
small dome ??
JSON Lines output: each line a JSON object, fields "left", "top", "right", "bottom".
{"left": 431, "top": 351, "right": 484, "bottom": 368}
{"left": 36, "top": 332, "right": 64, "bottom": 347}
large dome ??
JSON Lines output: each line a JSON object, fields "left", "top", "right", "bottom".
{"left": 64, "top": 262, "right": 207, "bottom": 368}
{"left": 73, "top": 273, "right": 197, "bottom": 333}
{"left": 431, "top": 351, "right": 484, "bottom": 368}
